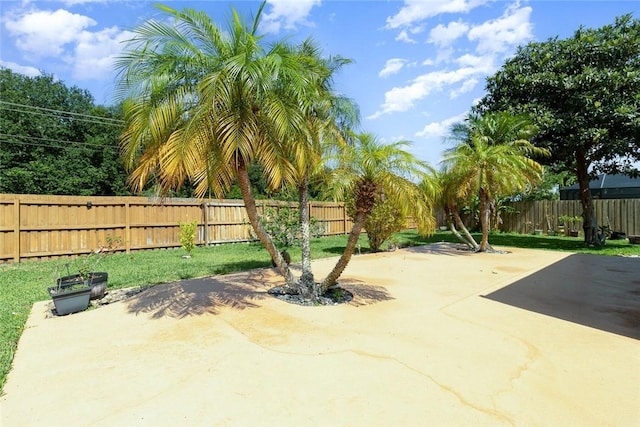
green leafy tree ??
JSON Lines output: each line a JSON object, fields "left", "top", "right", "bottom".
{"left": 0, "top": 69, "right": 128, "bottom": 195}
{"left": 477, "top": 14, "right": 640, "bottom": 246}
{"left": 443, "top": 112, "right": 548, "bottom": 251}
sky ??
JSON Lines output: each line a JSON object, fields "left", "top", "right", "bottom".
{"left": 1, "top": 0, "right": 637, "bottom": 166}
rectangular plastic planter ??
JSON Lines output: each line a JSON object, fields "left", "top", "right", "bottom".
{"left": 48, "top": 283, "right": 91, "bottom": 315}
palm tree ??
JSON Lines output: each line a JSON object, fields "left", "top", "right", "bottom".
{"left": 435, "top": 167, "right": 478, "bottom": 250}
{"left": 443, "top": 112, "right": 548, "bottom": 251}
{"left": 114, "top": 3, "right": 323, "bottom": 283}
{"left": 321, "top": 133, "right": 437, "bottom": 290}
{"left": 283, "top": 42, "right": 360, "bottom": 299}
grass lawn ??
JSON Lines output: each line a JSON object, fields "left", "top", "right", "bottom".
{"left": 1, "top": 230, "right": 638, "bottom": 393}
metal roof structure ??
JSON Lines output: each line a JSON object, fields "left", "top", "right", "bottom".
{"left": 559, "top": 174, "right": 640, "bottom": 200}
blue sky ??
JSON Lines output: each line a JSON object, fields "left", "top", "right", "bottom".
{"left": 1, "top": 0, "right": 636, "bottom": 166}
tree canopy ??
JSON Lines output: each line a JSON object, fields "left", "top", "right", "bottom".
{"left": 476, "top": 14, "right": 640, "bottom": 244}
{"left": 0, "top": 68, "right": 129, "bottom": 196}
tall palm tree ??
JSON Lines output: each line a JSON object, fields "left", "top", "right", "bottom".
{"left": 443, "top": 112, "right": 548, "bottom": 251}
{"left": 114, "top": 3, "right": 322, "bottom": 283}
{"left": 284, "top": 42, "right": 359, "bottom": 299}
{"left": 321, "top": 133, "right": 437, "bottom": 290}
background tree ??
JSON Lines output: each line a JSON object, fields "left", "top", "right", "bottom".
{"left": 443, "top": 112, "right": 547, "bottom": 251}
{"left": 477, "top": 14, "right": 640, "bottom": 246}
{"left": 0, "top": 68, "right": 128, "bottom": 195}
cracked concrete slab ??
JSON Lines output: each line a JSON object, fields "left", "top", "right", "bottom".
{"left": 1, "top": 243, "right": 638, "bottom": 426}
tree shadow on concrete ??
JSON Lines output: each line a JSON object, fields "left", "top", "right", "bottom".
{"left": 483, "top": 254, "right": 640, "bottom": 340}
{"left": 126, "top": 268, "right": 396, "bottom": 318}
{"left": 339, "top": 278, "right": 395, "bottom": 306}
{"left": 402, "top": 242, "right": 475, "bottom": 256}
{"left": 126, "top": 269, "right": 279, "bottom": 319}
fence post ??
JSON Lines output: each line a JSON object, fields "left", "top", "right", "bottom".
{"left": 202, "top": 202, "right": 209, "bottom": 245}
{"left": 13, "top": 197, "right": 20, "bottom": 263}
{"left": 124, "top": 201, "right": 131, "bottom": 253}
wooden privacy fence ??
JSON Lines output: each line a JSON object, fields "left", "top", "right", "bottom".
{"left": 0, "top": 194, "right": 353, "bottom": 263}
{"left": 500, "top": 199, "right": 640, "bottom": 236}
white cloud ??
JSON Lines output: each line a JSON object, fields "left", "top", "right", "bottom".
{"left": 415, "top": 112, "right": 468, "bottom": 138}
{"left": 261, "top": 0, "right": 321, "bottom": 33}
{"left": 0, "top": 60, "right": 41, "bottom": 77}
{"left": 422, "top": 47, "right": 455, "bottom": 67}
{"left": 449, "top": 77, "right": 478, "bottom": 98}
{"left": 3, "top": 6, "right": 134, "bottom": 82}
{"left": 468, "top": 2, "right": 533, "bottom": 54}
{"left": 396, "top": 29, "right": 417, "bottom": 44}
{"left": 4, "top": 9, "right": 97, "bottom": 57}
{"left": 73, "top": 27, "right": 134, "bottom": 80}
{"left": 386, "top": 0, "right": 489, "bottom": 29}
{"left": 369, "top": 67, "right": 478, "bottom": 119}
{"left": 379, "top": 58, "right": 408, "bottom": 78}
{"left": 428, "top": 20, "right": 469, "bottom": 46}
{"left": 455, "top": 53, "right": 495, "bottom": 73}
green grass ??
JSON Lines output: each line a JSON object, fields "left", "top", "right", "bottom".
{"left": 1, "top": 230, "right": 638, "bottom": 393}
{"left": 392, "top": 230, "right": 640, "bottom": 257}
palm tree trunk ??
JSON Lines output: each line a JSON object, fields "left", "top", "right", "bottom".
{"left": 478, "top": 188, "right": 491, "bottom": 252}
{"left": 320, "top": 211, "right": 366, "bottom": 292}
{"left": 452, "top": 204, "right": 479, "bottom": 249}
{"left": 445, "top": 205, "right": 476, "bottom": 249}
{"left": 237, "top": 161, "right": 294, "bottom": 284}
{"left": 298, "top": 173, "right": 316, "bottom": 299}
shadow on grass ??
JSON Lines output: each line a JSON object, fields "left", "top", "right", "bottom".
{"left": 484, "top": 253, "right": 640, "bottom": 340}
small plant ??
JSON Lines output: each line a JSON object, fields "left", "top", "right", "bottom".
{"left": 74, "top": 234, "right": 122, "bottom": 279}
{"left": 178, "top": 220, "right": 199, "bottom": 258}
{"left": 255, "top": 207, "right": 325, "bottom": 264}
{"left": 559, "top": 214, "right": 582, "bottom": 235}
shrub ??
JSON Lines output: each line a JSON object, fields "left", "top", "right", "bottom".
{"left": 258, "top": 207, "right": 326, "bottom": 252}
{"left": 178, "top": 220, "right": 199, "bottom": 257}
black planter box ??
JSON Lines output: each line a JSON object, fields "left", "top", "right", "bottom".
{"left": 48, "top": 283, "right": 91, "bottom": 315}
{"left": 57, "top": 272, "right": 108, "bottom": 300}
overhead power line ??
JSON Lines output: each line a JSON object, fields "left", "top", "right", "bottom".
{"left": 0, "top": 100, "right": 125, "bottom": 126}
{"left": 0, "top": 132, "right": 120, "bottom": 149}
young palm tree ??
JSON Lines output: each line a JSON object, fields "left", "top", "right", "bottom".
{"left": 435, "top": 167, "right": 478, "bottom": 250}
{"left": 114, "top": 3, "right": 323, "bottom": 283}
{"left": 321, "top": 133, "right": 437, "bottom": 290}
{"left": 443, "top": 112, "right": 548, "bottom": 251}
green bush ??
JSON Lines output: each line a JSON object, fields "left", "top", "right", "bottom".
{"left": 258, "top": 207, "right": 326, "bottom": 251}
{"left": 352, "top": 198, "right": 406, "bottom": 252}
{"left": 178, "top": 220, "right": 199, "bottom": 257}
